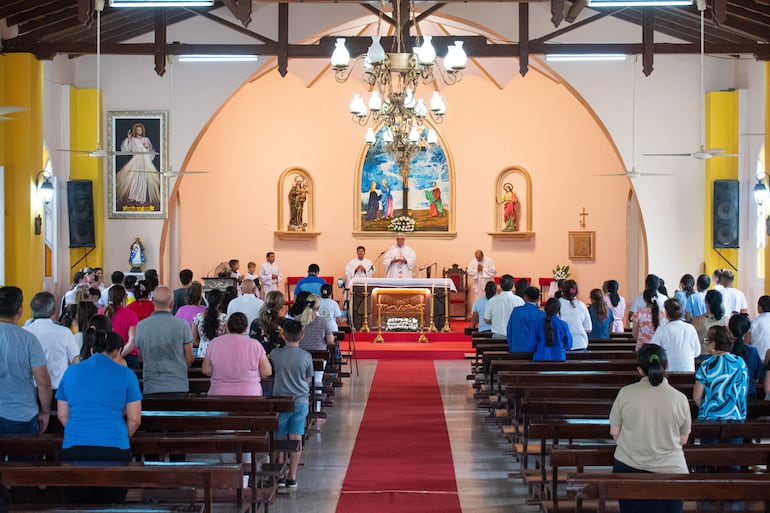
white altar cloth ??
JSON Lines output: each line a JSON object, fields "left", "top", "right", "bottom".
{"left": 349, "top": 277, "right": 456, "bottom": 292}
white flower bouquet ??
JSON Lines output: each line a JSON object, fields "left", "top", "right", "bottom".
{"left": 386, "top": 317, "right": 419, "bottom": 331}
{"left": 388, "top": 215, "right": 416, "bottom": 232}
{"left": 552, "top": 264, "right": 570, "bottom": 280}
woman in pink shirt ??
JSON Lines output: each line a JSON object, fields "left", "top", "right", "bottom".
{"left": 202, "top": 313, "right": 272, "bottom": 396}
{"left": 99, "top": 285, "right": 140, "bottom": 368}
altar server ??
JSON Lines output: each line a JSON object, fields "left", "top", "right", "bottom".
{"left": 345, "top": 246, "right": 374, "bottom": 287}
{"left": 259, "top": 252, "right": 282, "bottom": 294}
{"left": 383, "top": 234, "right": 416, "bottom": 279}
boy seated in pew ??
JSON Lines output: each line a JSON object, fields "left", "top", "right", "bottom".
{"left": 271, "top": 319, "right": 313, "bottom": 489}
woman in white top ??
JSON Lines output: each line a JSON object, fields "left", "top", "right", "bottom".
{"left": 558, "top": 279, "right": 592, "bottom": 350}
{"left": 650, "top": 299, "right": 700, "bottom": 372}
{"left": 603, "top": 279, "right": 626, "bottom": 334}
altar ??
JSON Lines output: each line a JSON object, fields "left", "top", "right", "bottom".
{"left": 349, "top": 277, "right": 457, "bottom": 332}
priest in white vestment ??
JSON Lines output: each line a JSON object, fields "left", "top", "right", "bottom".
{"left": 383, "top": 234, "right": 417, "bottom": 279}
{"left": 259, "top": 251, "right": 282, "bottom": 293}
{"left": 345, "top": 245, "right": 374, "bottom": 287}
{"left": 467, "top": 250, "right": 497, "bottom": 301}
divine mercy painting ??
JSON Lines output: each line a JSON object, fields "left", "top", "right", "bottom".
{"left": 358, "top": 126, "right": 451, "bottom": 232}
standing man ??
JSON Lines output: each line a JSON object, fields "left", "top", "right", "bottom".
{"left": 173, "top": 269, "right": 193, "bottom": 314}
{"left": 484, "top": 274, "right": 524, "bottom": 339}
{"left": 466, "top": 250, "right": 496, "bottom": 302}
{"left": 135, "top": 287, "right": 194, "bottom": 395}
{"left": 0, "top": 286, "right": 52, "bottom": 434}
{"left": 227, "top": 279, "right": 264, "bottom": 327}
{"left": 260, "top": 252, "right": 282, "bottom": 294}
{"left": 24, "top": 292, "right": 80, "bottom": 401}
{"left": 719, "top": 269, "right": 748, "bottom": 322}
{"left": 345, "top": 246, "right": 374, "bottom": 287}
{"left": 383, "top": 234, "right": 416, "bottom": 279}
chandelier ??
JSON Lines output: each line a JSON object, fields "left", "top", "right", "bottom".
{"left": 329, "top": 1, "right": 467, "bottom": 163}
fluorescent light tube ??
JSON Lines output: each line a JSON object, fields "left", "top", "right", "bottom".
{"left": 178, "top": 55, "right": 258, "bottom": 62}
{"left": 587, "top": 0, "right": 692, "bottom": 6}
{"left": 110, "top": 0, "right": 214, "bottom": 7}
{"left": 545, "top": 54, "right": 627, "bottom": 62}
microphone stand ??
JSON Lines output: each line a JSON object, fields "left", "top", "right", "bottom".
{"left": 372, "top": 250, "right": 386, "bottom": 277}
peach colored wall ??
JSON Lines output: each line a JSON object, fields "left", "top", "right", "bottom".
{"left": 172, "top": 68, "right": 630, "bottom": 302}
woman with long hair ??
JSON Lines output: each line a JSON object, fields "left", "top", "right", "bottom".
{"left": 691, "top": 289, "right": 726, "bottom": 355}
{"left": 99, "top": 285, "right": 139, "bottom": 369}
{"left": 175, "top": 281, "right": 206, "bottom": 328}
{"left": 63, "top": 301, "right": 98, "bottom": 353}
{"left": 727, "top": 314, "right": 763, "bottom": 398}
{"left": 588, "top": 288, "right": 614, "bottom": 339}
{"left": 79, "top": 315, "right": 113, "bottom": 362}
{"left": 610, "top": 344, "right": 690, "bottom": 513}
{"left": 532, "top": 298, "right": 572, "bottom": 361}
{"left": 557, "top": 280, "right": 592, "bottom": 351}
{"left": 126, "top": 280, "right": 154, "bottom": 322}
{"left": 202, "top": 313, "right": 272, "bottom": 396}
{"left": 56, "top": 330, "right": 141, "bottom": 503}
{"left": 250, "top": 290, "right": 285, "bottom": 354}
{"left": 192, "top": 288, "right": 227, "bottom": 358}
{"left": 603, "top": 279, "right": 626, "bottom": 334}
{"left": 632, "top": 289, "right": 668, "bottom": 351}
{"left": 293, "top": 293, "right": 333, "bottom": 351}
{"left": 673, "top": 274, "right": 695, "bottom": 311}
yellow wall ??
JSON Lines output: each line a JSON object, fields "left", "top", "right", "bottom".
{"left": 703, "top": 90, "right": 739, "bottom": 283}
{"left": 765, "top": 63, "right": 770, "bottom": 294}
{"left": 0, "top": 54, "right": 44, "bottom": 304}
{"left": 68, "top": 88, "right": 104, "bottom": 271}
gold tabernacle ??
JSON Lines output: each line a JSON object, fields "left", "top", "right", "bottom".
{"left": 370, "top": 288, "right": 431, "bottom": 343}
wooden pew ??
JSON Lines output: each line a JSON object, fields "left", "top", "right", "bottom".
{"left": 141, "top": 395, "right": 295, "bottom": 413}
{"left": 0, "top": 461, "right": 245, "bottom": 513}
{"left": 490, "top": 361, "right": 643, "bottom": 391}
{"left": 566, "top": 472, "right": 770, "bottom": 513}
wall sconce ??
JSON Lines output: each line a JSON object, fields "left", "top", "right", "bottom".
{"left": 36, "top": 171, "right": 54, "bottom": 204}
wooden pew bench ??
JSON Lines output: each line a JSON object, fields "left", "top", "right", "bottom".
{"left": 0, "top": 461, "right": 245, "bottom": 513}
{"left": 566, "top": 472, "right": 770, "bottom": 513}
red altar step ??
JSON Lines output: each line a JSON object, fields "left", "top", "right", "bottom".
{"left": 343, "top": 329, "right": 472, "bottom": 360}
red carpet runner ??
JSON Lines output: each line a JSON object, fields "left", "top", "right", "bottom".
{"left": 335, "top": 360, "right": 462, "bottom": 513}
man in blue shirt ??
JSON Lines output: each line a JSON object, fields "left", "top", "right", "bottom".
{"left": 294, "top": 264, "right": 327, "bottom": 297}
{"left": 506, "top": 286, "right": 545, "bottom": 352}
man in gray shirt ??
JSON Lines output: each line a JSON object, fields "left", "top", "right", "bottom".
{"left": 0, "top": 286, "right": 52, "bottom": 434}
{"left": 135, "top": 286, "right": 193, "bottom": 394}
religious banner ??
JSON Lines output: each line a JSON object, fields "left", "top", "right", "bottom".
{"left": 355, "top": 126, "right": 453, "bottom": 233}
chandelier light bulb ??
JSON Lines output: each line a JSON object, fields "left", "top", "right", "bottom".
{"left": 427, "top": 128, "right": 438, "bottom": 144}
{"left": 404, "top": 88, "right": 416, "bottom": 109}
{"left": 365, "top": 127, "right": 376, "bottom": 144}
{"left": 408, "top": 126, "right": 420, "bottom": 143}
{"left": 350, "top": 94, "right": 367, "bottom": 116}
{"left": 450, "top": 41, "right": 467, "bottom": 69}
{"left": 430, "top": 91, "right": 446, "bottom": 113}
{"left": 417, "top": 35, "right": 437, "bottom": 65}
{"left": 368, "top": 91, "right": 382, "bottom": 111}
{"left": 383, "top": 128, "right": 394, "bottom": 143}
{"left": 331, "top": 38, "right": 351, "bottom": 68}
{"left": 367, "top": 35, "right": 386, "bottom": 64}
{"left": 443, "top": 45, "right": 457, "bottom": 70}
{"left": 414, "top": 99, "right": 428, "bottom": 118}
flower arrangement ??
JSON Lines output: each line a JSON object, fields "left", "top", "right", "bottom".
{"left": 552, "top": 264, "right": 570, "bottom": 280}
{"left": 386, "top": 317, "right": 420, "bottom": 331}
{"left": 388, "top": 215, "right": 416, "bottom": 232}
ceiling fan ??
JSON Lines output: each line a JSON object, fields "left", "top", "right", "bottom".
{"left": 0, "top": 106, "right": 24, "bottom": 120}
{"left": 595, "top": 56, "right": 672, "bottom": 179}
{"left": 643, "top": 4, "right": 738, "bottom": 161}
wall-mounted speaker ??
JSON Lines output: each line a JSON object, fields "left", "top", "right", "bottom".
{"left": 713, "top": 179, "right": 739, "bottom": 249}
{"left": 67, "top": 180, "right": 95, "bottom": 248}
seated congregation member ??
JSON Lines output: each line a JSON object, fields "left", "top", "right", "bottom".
{"left": 470, "top": 281, "right": 497, "bottom": 332}
{"left": 727, "top": 314, "right": 763, "bottom": 399}
{"left": 56, "top": 330, "right": 142, "bottom": 503}
{"left": 203, "top": 312, "right": 272, "bottom": 396}
{"left": 484, "top": 274, "right": 524, "bottom": 339}
{"left": 558, "top": 280, "right": 592, "bottom": 351}
{"left": 588, "top": 288, "right": 614, "bottom": 339}
{"left": 532, "top": 298, "right": 572, "bottom": 361}
{"left": 610, "top": 344, "right": 690, "bottom": 513}
{"left": 79, "top": 315, "right": 112, "bottom": 362}
{"left": 23, "top": 292, "right": 80, "bottom": 401}
{"left": 694, "top": 326, "right": 748, "bottom": 423}
{"left": 250, "top": 290, "right": 285, "bottom": 354}
{"left": 603, "top": 279, "right": 626, "bottom": 334}
{"left": 290, "top": 292, "right": 333, "bottom": 351}
{"left": 192, "top": 288, "right": 227, "bottom": 358}
{"left": 506, "top": 286, "right": 544, "bottom": 352}
{"left": 99, "top": 285, "right": 140, "bottom": 368}
{"left": 294, "top": 264, "right": 327, "bottom": 297}
{"left": 649, "top": 299, "right": 699, "bottom": 372}
{"left": 632, "top": 289, "right": 667, "bottom": 351}
{"left": 271, "top": 319, "right": 313, "bottom": 489}
{"left": 684, "top": 274, "right": 710, "bottom": 321}
{"left": 175, "top": 281, "right": 206, "bottom": 328}
{"left": 126, "top": 279, "right": 155, "bottom": 321}
{"left": 227, "top": 279, "right": 264, "bottom": 327}
{"left": 690, "top": 289, "right": 725, "bottom": 355}
{"left": 135, "top": 287, "right": 194, "bottom": 395}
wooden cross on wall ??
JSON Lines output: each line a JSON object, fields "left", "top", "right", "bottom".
{"left": 579, "top": 207, "right": 589, "bottom": 228}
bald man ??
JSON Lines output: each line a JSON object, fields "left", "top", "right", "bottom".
{"left": 135, "top": 286, "right": 194, "bottom": 394}
{"left": 383, "top": 234, "right": 416, "bottom": 279}
{"left": 226, "top": 279, "right": 264, "bottom": 327}
{"left": 466, "top": 250, "right": 496, "bottom": 302}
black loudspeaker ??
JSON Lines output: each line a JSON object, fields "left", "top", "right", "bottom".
{"left": 713, "top": 180, "right": 739, "bottom": 249}
{"left": 67, "top": 180, "right": 96, "bottom": 248}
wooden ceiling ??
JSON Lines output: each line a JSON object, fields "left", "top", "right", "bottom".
{"left": 1, "top": 0, "right": 768, "bottom": 76}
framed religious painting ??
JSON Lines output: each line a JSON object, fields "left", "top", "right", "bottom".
{"left": 569, "top": 231, "right": 596, "bottom": 260}
{"left": 354, "top": 126, "right": 455, "bottom": 236}
{"left": 106, "top": 111, "right": 168, "bottom": 219}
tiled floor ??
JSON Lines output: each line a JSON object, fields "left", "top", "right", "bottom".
{"left": 269, "top": 359, "right": 539, "bottom": 512}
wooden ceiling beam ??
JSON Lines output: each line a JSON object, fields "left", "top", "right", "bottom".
{"left": 7, "top": 0, "right": 72, "bottom": 27}
{"left": 191, "top": 8, "right": 278, "bottom": 45}
{"left": 17, "top": 9, "right": 79, "bottom": 36}
{"left": 154, "top": 8, "right": 167, "bottom": 76}
{"left": 221, "top": 0, "right": 252, "bottom": 27}
{"left": 278, "top": 2, "right": 288, "bottom": 76}
{"left": 565, "top": 0, "right": 586, "bottom": 23}
{"left": 642, "top": 7, "right": 653, "bottom": 76}
{"left": 519, "top": 2, "right": 529, "bottom": 75}
{"left": 551, "top": 0, "right": 564, "bottom": 27}
{"left": 0, "top": 0, "right": 59, "bottom": 21}
{"left": 531, "top": 9, "right": 615, "bottom": 44}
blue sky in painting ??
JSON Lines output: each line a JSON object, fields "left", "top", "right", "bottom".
{"left": 359, "top": 127, "right": 450, "bottom": 211}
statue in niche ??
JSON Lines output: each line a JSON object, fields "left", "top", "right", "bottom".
{"left": 288, "top": 175, "right": 309, "bottom": 231}
{"left": 498, "top": 182, "right": 521, "bottom": 232}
